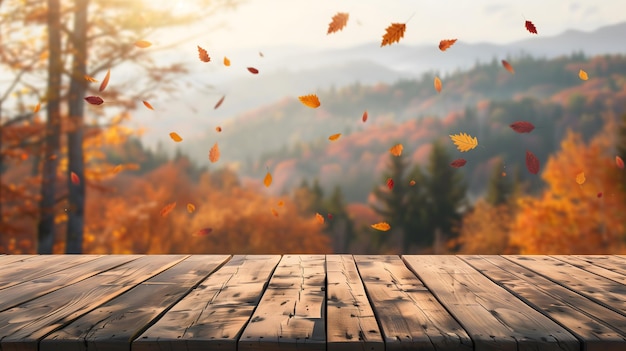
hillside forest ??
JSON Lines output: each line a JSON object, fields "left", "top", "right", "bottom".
{"left": 1, "top": 1, "right": 626, "bottom": 254}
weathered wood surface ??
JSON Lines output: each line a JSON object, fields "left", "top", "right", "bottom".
{"left": 0, "top": 255, "right": 624, "bottom": 351}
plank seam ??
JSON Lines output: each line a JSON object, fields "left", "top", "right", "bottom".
{"left": 352, "top": 254, "right": 388, "bottom": 351}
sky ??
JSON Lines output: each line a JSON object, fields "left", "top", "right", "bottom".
{"left": 167, "top": 0, "right": 626, "bottom": 52}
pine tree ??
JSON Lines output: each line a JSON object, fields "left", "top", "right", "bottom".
{"left": 486, "top": 158, "right": 513, "bottom": 206}
{"left": 324, "top": 186, "right": 355, "bottom": 253}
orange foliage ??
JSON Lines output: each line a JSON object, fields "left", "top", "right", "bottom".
{"left": 456, "top": 200, "right": 515, "bottom": 254}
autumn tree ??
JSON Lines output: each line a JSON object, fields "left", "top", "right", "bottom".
{"left": 455, "top": 200, "right": 515, "bottom": 254}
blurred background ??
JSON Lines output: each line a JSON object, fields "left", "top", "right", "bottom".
{"left": 1, "top": 0, "right": 626, "bottom": 254}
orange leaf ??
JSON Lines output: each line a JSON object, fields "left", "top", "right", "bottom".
{"left": 389, "top": 144, "right": 403, "bottom": 156}
{"left": 298, "top": 94, "right": 320, "bottom": 108}
{"left": 617, "top": 156, "right": 625, "bottom": 169}
{"left": 264, "top": 171, "right": 272, "bottom": 187}
{"left": 209, "top": 142, "right": 220, "bottom": 163}
{"left": 113, "top": 164, "right": 123, "bottom": 174}
{"left": 278, "top": 200, "right": 285, "bottom": 207}
{"left": 434, "top": 76, "right": 442, "bottom": 93}
{"left": 247, "top": 67, "right": 259, "bottom": 74}
{"left": 84, "top": 75, "right": 98, "bottom": 82}
{"left": 271, "top": 208, "right": 279, "bottom": 217}
{"left": 362, "top": 110, "right": 368, "bottom": 122}
{"left": 578, "top": 69, "right": 588, "bottom": 81}
{"left": 99, "top": 69, "right": 110, "bottom": 92}
{"left": 187, "top": 203, "right": 196, "bottom": 213}
{"left": 169, "top": 132, "right": 183, "bottom": 142}
{"left": 409, "top": 180, "right": 416, "bottom": 186}
{"left": 223, "top": 56, "right": 231, "bottom": 66}
{"left": 142, "top": 100, "right": 154, "bottom": 110}
{"left": 160, "top": 202, "right": 176, "bottom": 217}
{"left": 214, "top": 95, "right": 225, "bottom": 109}
{"left": 33, "top": 102, "right": 41, "bottom": 113}
{"left": 70, "top": 171, "right": 80, "bottom": 185}
{"left": 381, "top": 23, "right": 406, "bottom": 47}
{"left": 502, "top": 60, "right": 515, "bottom": 74}
{"left": 438, "top": 39, "right": 457, "bottom": 51}
{"left": 327, "top": 12, "right": 349, "bottom": 34}
{"left": 328, "top": 133, "right": 341, "bottom": 141}
{"left": 575, "top": 172, "right": 586, "bottom": 185}
{"left": 135, "top": 40, "right": 152, "bottom": 48}
{"left": 215, "top": 126, "right": 222, "bottom": 133}
{"left": 371, "top": 222, "right": 391, "bottom": 231}
{"left": 197, "top": 45, "right": 210, "bottom": 62}
{"left": 315, "top": 212, "right": 325, "bottom": 224}
{"left": 193, "top": 228, "right": 213, "bottom": 236}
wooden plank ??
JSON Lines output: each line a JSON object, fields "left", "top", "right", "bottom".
{"left": 0, "top": 255, "right": 101, "bottom": 290}
{"left": 553, "top": 256, "right": 626, "bottom": 285}
{"left": 355, "top": 255, "right": 472, "bottom": 351}
{"left": 403, "top": 255, "right": 579, "bottom": 351}
{"left": 134, "top": 255, "right": 281, "bottom": 351}
{"left": 41, "top": 255, "right": 230, "bottom": 351}
{"left": 462, "top": 255, "right": 626, "bottom": 351}
{"left": 238, "top": 255, "right": 326, "bottom": 351}
{"left": 0, "top": 255, "right": 186, "bottom": 351}
{"left": 0, "top": 255, "right": 38, "bottom": 265}
{"left": 507, "top": 255, "right": 626, "bottom": 316}
{"left": 573, "top": 256, "right": 626, "bottom": 272}
{"left": 326, "top": 255, "right": 384, "bottom": 351}
{"left": 0, "top": 255, "right": 137, "bottom": 312}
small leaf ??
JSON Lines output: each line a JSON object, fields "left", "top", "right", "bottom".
{"left": 502, "top": 60, "right": 515, "bottom": 74}
{"left": 525, "top": 20, "right": 538, "bottom": 34}
{"left": 409, "top": 180, "right": 416, "bottom": 186}
{"left": 381, "top": 23, "right": 406, "bottom": 47}
{"left": 438, "top": 39, "right": 457, "bottom": 51}
{"left": 271, "top": 208, "right": 279, "bottom": 217}
{"left": 510, "top": 121, "right": 535, "bottom": 133}
{"left": 209, "top": 142, "right": 220, "bottom": 163}
{"left": 33, "top": 102, "right": 41, "bottom": 113}
{"left": 578, "top": 69, "right": 589, "bottom": 81}
{"left": 264, "top": 171, "right": 272, "bottom": 187}
{"left": 525, "top": 150, "right": 540, "bottom": 174}
{"left": 362, "top": 110, "right": 368, "bottom": 122}
{"left": 197, "top": 45, "right": 210, "bottom": 62}
{"left": 434, "top": 76, "right": 442, "bottom": 93}
{"left": 315, "top": 213, "right": 325, "bottom": 224}
{"left": 298, "top": 94, "right": 320, "bottom": 108}
{"left": 160, "top": 202, "right": 176, "bottom": 217}
{"left": 187, "top": 203, "right": 196, "bottom": 213}
{"left": 214, "top": 95, "right": 225, "bottom": 109}
{"left": 449, "top": 133, "right": 478, "bottom": 152}
{"left": 113, "top": 164, "right": 123, "bottom": 174}
{"left": 223, "top": 56, "right": 231, "bottom": 66}
{"left": 85, "top": 96, "right": 104, "bottom": 105}
{"left": 84, "top": 75, "right": 98, "bottom": 82}
{"left": 216, "top": 126, "right": 222, "bottom": 133}
{"left": 247, "top": 67, "right": 259, "bottom": 74}
{"left": 328, "top": 133, "right": 342, "bottom": 141}
{"left": 386, "top": 178, "right": 394, "bottom": 190}
{"left": 193, "top": 228, "right": 213, "bottom": 236}
{"left": 278, "top": 200, "right": 284, "bottom": 207}
{"left": 389, "top": 144, "right": 403, "bottom": 156}
{"left": 142, "top": 100, "right": 154, "bottom": 110}
{"left": 135, "top": 40, "right": 152, "bottom": 48}
{"left": 169, "top": 132, "right": 183, "bottom": 142}
{"left": 616, "top": 156, "right": 624, "bottom": 169}
{"left": 99, "top": 69, "right": 110, "bottom": 92}
{"left": 259, "top": 51, "right": 264, "bottom": 57}
{"left": 70, "top": 171, "right": 80, "bottom": 185}
{"left": 371, "top": 222, "right": 391, "bottom": 231}
{"left": 328, "top": 12, "right": 349, "bottom": 34}
{"left": 597, "top": 192, "right": 603, "bottom": 198}
{"left": 450, "top": 158, "right": 467, "bottom": 168}
{"left": 575, "top": 172, "right": 586, "bottom": 185}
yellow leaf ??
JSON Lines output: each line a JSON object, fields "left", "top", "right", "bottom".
{"left": 84, "top": 75, "right": 98, "bottom": 82}
{"left": 142, "top": 100, "right": 154, "bottom": 110}
{"left": 264, "top": 171, "right": 272, "bottom": 187}
{"left": 328, "top": 133, "right": 341, "bottom": 141}
{"left": 449, "top": 132, "right": 478, "bottom": 152}
{"left": 315, "top": 213, "right": 325, "bottom": 224}
{"left": 298, "top": 94, "right": 320, "bottom": 108}
{"left": 381, "top": 23, "right": 406, "bottom": 47}
{"left": 33, "top": 102, "right": 41, "bottom": 113}
{"left": 579, "top": 69, "right": 588, "bottom": 81}
{"left": 389, "top": 144, "right": 403, "bottom": 156}
{"left": 169, "top": 132, "right": 183, "bottom": 142}
{"left": 187, "top": 203, "right": 196, "bottom": 213}
{"left": 135, "top": 40, "right": 152, "bottom": 48}
{"left": 434, "top": 76, "right": 442, "bottom": 93}
{"left": 209, "top": 142, "right": 220, "bottom": 163}
{"left": 371, "top": 222, "right": 391, "bottom": 231}
{"left": 575, "top": 171, "right": 586, "bottom": 185}
{"left": 223, "top": 56, "right": 231, "bottom": 66}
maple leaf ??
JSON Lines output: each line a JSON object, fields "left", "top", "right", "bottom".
{"left": 525, "top": 20, "right": 538, "bottom": 34}
{"left": 135, "top": 40, "right": 152, "bottom": 48}
{"left": 160, "top": 202, "right": 176, "bottom": 217}
{"left": 449, "top": 133, "right": 478, "bottom": 152}
{"left": 362, "top": 110, "right": 368, "bottom": 122}
{"left": 264, "top": 171, "right": 272, "bottom": 187}
{"left": 438, "top": 39, "right": 457, "bottom": 51}
{"left": 209, "top": 142, "right": 220, "bottom": 163}
{"left": 502, "top": 60, "right": 515, "bottom": 74}
{"left": 299, "top": 94, "right": 320, "bottom": 108}
{"left": 510, "top": 121, "right": 535, "bottom": 133}
{"left": 187, "top": 203, "right": 196, "bottom": 213}
{"left": 85, "top": 96, "right": 104, "bottom": 105}
{"left": 193, "top": 228, "right": 213, "bottom": 236}
{"left": 434, "top": 77, "right": 442, "bottom": 93}
{"left": 328, "top": 12, "right": 349, "bottom": 34}
{"left": 575, "top": 172, "right": 586, "bottom": 185}
{"left": 197, "top": 45, "right": 210, "bottom": 62}
{"left": 315, "top": 213, "right": 325, "bottom": 224}
{"left": 223, "top": 57, "right": 231, "bottom": 66}
{"left": 84, "top": 75, "right": 98, "bottom": 82}
{"left": 579, "top": 69, "right": 588, "bottom": 81}
{"left": 450, "top": 158, "right": 467, "bottom": 168}
{"left": 371, "top": 222, "right": 391, "bottom": 231}
{"left": 214, "top": 95, "right": 225, "bottom": 109}
{"left": 142, "top": 100, "right": 154, "bottom": 110}
{"left": 616, "top": 156, "right": 624, "bottom": 169}
{"left": 99, "top": 69, "right": 110, "bottom": 92}
{"left": 386, "top": 178, "right": 394, "bottom": 190}
{"left": 169, "top": 132, "right": 183, "bottom": 142}
{"left": 70, "top": 171, "right": 80, "bottom": 185}
{"left": 389, "top": 144, "right": 403, "bottom": 156}
{"left": 247, "top": 67, "right": 259, "bottom": 74}
{"left": 33, "top": 102, "right": 41, "bottom": 113}
{"left": 328, "top": 133, "right": 342, "bottom": 141}
{"left": 525, "top": 150, "right": 540, "bottom": 174}
{"left": 381, "top": 23, "right": 406, "bottom": 47}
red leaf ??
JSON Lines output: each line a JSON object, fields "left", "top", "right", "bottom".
{"left": 525, "top": 20, "right": 538, "bottom": 34}
{"left": 450, "top": 158, "right": 467, "bottom": 168}
{"left": 327, "top": 213, "right": 333, "bottom": 220}
{"left": 84, "top": 96, "right": 104, "bottom": 105}
{"left": 197, "top": 45, "right": 210, "bottom": 62}
{"left": 386, "top": 178, "right": 394, "bottom": 190}
{"left": 247, "top": 67, "right": 259, "bottom": 74}
{"left": 362, "top": 110, "right": 368, "bottom": 122}
{"left": 510, "top": 121, "right": 535, "bottom": 133}
{"left": 525, "top": 150, "right": 540, "bottom": 174}
{"left": 501, "top": 60, "right": 515, "bottom": 74}
{"left": 616, "top": 156, "right": 625, "bottom": 169}
{"left": 70, "top": 172, "right": 80, "bottom": 185}
{"left": 193, "top": 228, "right": 213, "bottom": 236}
{"left": 214, "top": 95, "right": 225, "bottom": 109}
{"left": 597, "top": 192, "right": 603, "bottom": 198}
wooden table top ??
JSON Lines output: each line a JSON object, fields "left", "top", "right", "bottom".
{"left": 0, "top": 254, "right": 624, "bottom": 351}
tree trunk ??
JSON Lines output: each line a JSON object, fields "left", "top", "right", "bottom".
{"left": 37, "top": 0, "right": 62, "bottom": 253}
{"left": 65, "top": 0, "right": 89, "bottom": 253}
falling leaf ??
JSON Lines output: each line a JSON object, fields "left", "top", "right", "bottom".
{"left": 597, "top": 192, "right": 603, "bottom": 198}
{"left": 389, "top": 144, "right": 403, "bottom": 156}
{"left": 502, "top": 172, "right": 507, "bottom": 177}
{"left": 264, "top": 171, "right": 272, "bottom": 187}
{"left": 438, "top": 39, "right": 457, "bottom": 51}
{"left": 371, "top": 222, "right": 391, "bottom": 231}
{"left": 209, "top": 142, "right": 220, "bottom": 163}
{"left": 525, "top": 150, "right": 540, "bottom": 174}
{"left": 187, "top": 203, "right": 196, "bottom": 213}
{"left": 247, "top": 67, "right": 259, "bottom": 74}
{"left": 409, "top": 180, "right": 416, "bottom": 186}
{"left": 215, "top": 126, "right": 222, "bottom": 133}
{"left": 575, "top": 172, "right": 586, "bottom": 185}
{"left": 510, "top": 121, "right": 535, "bottom": 133}
{"left": 278, "top": 200, "right": 284, "bottom": 207}
{"left": 579, "top": 69, "right": 588, "bottom": 81}
{"left": 450, "top": 158, "right": 467, "bottom": 168}
{"left": 381, "top": 23, "right": 406, "bottom": 47}
{"left": 214, "top": 95, "right": 225, "bottom": 109}
{"left": 169, "top": 132, "right": 183, "bottom": 142}
{"left": 525, "top": 20, "right": 538, "bottom": 34}
{"left": 70, "top": 172, "right": 80, "bottom": 185}
{"left": 328, "top": 133, "right": 342, "bottom": 141}
{"left": 99, "top": 69, "right": 110, "bottom": 92}
{"left": 502, "top": 60, "right": 515, "bottom": 74}
{"left": 271, "top": 208, "right": 279, "bottom": 217}
{"left": 434, "top": 77, "right": 442, "bottom": 93}
{"left": 327, "top": 12, "right": 349, "bottom": 34}
{"left": 113, "top": 164, "right": 123, "bottom": 174}
{"left": 327, "top": 213, "right": 333, "bottom": 220}
{"left": 223, "top": 56, "right": 231, "bottom": 66}
{"left": 193, "top": 228, "right": 213, "bottom": 236}
{"left": 160, "top": 202, "right": 176, "bottom": 217}
{"left": 142, "top": 100, "right": 154, "bottom": 110}
{"left": 33, "top": 102, "right": 41, "bottom": 113}
{"left": 197, "top": 45, "right": 210, "bottom": 62}
{"left": 315, "top": 213, "right": 325, "bottom": 224}
{"left": 449, "top": 133, "right": 478, "bottom": 152}
{"left": 362, "top": 110, "right": 368, "bottom": 122}
{"left": 616, "top": 156, "right": 624, "bottom": 169}
{"left": 259, "top": 51, "right": 264, "bottom": 57}
{"left": 386, "top": 178, "right": 394, "bottom": 190}
{"left": 298, "top": 94, "right": 320, "bottom": 108}
{"left": 135, "top": 40, "right": 152, "bottom": 48}
{"left": 85, "top": 96, "right": 104, "bottom": 105}
{"left": 84, "top": 75, "right": 98, "bottom": 82}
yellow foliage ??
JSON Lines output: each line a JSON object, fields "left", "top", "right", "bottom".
{"left": 456, "top": 200, "right": 515, "bottom": 254}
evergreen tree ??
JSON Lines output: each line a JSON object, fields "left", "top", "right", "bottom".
{"left": 486, "top": 158, "right": 513, "bottom": 206}
{"left": 324, "top": 186, "right": 355, "bottom": 253}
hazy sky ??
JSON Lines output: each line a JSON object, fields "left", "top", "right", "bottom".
{"left": 169, "top": 0, "right": 626, "bottom": 52}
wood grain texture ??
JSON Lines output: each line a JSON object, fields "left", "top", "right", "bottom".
{"left": 555, "top": 256, "right": 626, "bottom": 284}
{"left": 0, "top": 255, "right": 184, "bottom": 351}
{"left": 403, "top": 255, "right": 579, "bottom": 351}
{"left": 0, "top": 255, "right": 100, "bottom": 290}
{"left": 507, "top": 255, "right": 626, "bottom": 316}
{"left": 326, "top": 255, "right": 383, "bottom": 351}
{"left": 462, "top": 255, "right": 626, "bottom": 351}
{"left": 134, "top": 255, "right": 281, "bottom": 351}
{"left": 239, "top": 255, "right": 326, "bottom": 351}
{"left": 40, "top": 255, "right": 230, "bottom": 351}
{"left": 355, "top": 255, "right": 472, "bottom": 351}
{"left": 0, "top": 255, "right": 37, "bottom": 266}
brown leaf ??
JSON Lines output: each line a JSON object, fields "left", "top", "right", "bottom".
{"left": 99, "top": 69, "right": 110, "bottom": 92}
{"left": 381, "top": 23, "right": 406, "bottom": 47}
{"left": 327, "top": 12, "right": 349, "bottom": 34}
{"left": 502, "top": 60, "right": 515, "bottom": 74}
{"left": 438, "top": 39, "right": 457, "bottom": 51}
{"left": 84, "top": 96, "right": 104, "bottom": 105}
{"left": 215, "top": 126, "right": 222, "bottom": 133}
{"left": 214, "top": 95, "right": 225, "bottom": 109}
{"left": 197, "top": 45, "right": 210, "bottom": 62}
{"left": 209, "top": 142, "right": 220, "bottom": 163}
{"left": 247, "top": 67, "right": 259, "bottom": 74}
